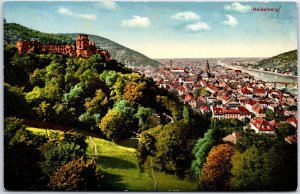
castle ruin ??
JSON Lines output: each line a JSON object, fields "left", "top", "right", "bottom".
{"left": 16, "top": 34, "right": 111, "bottom": 60}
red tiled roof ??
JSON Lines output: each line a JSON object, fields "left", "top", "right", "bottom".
{"left": 241, "top": 87, "right": 252, "bottom": 94}
{"left": 224, "top": 109, "right": 240, "bottom": 114}
{"left": 184, "top": 93, "right": 194, "bottom": 102}
{"left": 254, "top": 88, "right": 266, "bottom": 93}
{"left": 223, "top": 96, "right": 231, "bottom": 101}
{"left": 251, "top": 117, "right": 275, "bottom": 131}
{"left": 213, "top": 107, "right": 223, "bottom": 114}
{"left": 286, "top": 117, "right": 297, "bottom": 126}
{"left": 254, "top": 106, "right": 264, "bottom": 114}
{"left": 238, "top": 106, "right": 250, "bottom": 115}
{"left": 247, "top": 100, "right": 257, "bottom": 106}
{"left": 171, "top": 68, "right": 184, "bottom": 71}
{"left": 201, "top": 106, "right": 209, "bottom": 112}
{"left": 285, "top": 135, "right": 297, "bottom": 144}
{"left": 177, "top": 85, "right": 186, "bottom": 92}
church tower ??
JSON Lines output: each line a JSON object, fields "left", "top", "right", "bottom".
{"left": 205, "top": 59, "right": 210, "bottom": 73}
{"left": 169, "top": 60, "right": 173, "bottom": 68}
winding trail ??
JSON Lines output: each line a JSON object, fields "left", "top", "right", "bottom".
{"left": 88, "top": 136, "right": 98, "bottom": 156}
{"left": 151, "top": 158, "right": 157, "bottom": 190}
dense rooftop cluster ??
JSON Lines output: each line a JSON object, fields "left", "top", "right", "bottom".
{"left": 134, "top": 60, "right": 297, "bottom": 142}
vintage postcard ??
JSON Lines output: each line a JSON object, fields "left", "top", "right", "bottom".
{"left": 3, "top": 0, "right": 298, "bottom": 191}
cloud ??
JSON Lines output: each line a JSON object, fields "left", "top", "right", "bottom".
{"left": 171, "top": 11, "right": 200, "bottom": 21}
{"left": 78, "top": 14, "right": 96, "bottom": 20}
{"left": 121, "top": 16, "right": 150, "bottom": 28}
{"left": 222, "top": 15, "right": 238, "bottom": 27}
{"left": 186, "top": 21, "right": 210, "bottom": 31}
{"left": 57, "top": 7, "right": 73, "bottom": 16}
{"left": 224, "top": 3, "right": 252, "bottom": 13}
{"left": 57, "top": 7, "right": 96, "bottom": 20}
{"left": 96, "top": 0, "right": 119, "bottom": 10}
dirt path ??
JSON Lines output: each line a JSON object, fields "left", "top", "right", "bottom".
{"left": 151, "top": 158, "right": 157, "bottom": 190}
{"left": 88, "top": 136, "right": 98, "bottom": 156}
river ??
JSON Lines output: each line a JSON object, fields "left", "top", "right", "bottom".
{"left": 217, "top": 61, "right": 298, "bottom": 95}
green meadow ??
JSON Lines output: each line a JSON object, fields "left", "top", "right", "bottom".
{"left": 27, "top": 127, "right": 197, "bottom": 191}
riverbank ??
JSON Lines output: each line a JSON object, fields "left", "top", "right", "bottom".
{"left": 240, "top": 66, "right": 297, "bottom": 79}
{"left": 221, "top": 63, "right": 297, "bottom": 80}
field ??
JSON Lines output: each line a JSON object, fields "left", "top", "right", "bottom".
{"left": 27, "top": 127, "right": 198, "bottom": 191}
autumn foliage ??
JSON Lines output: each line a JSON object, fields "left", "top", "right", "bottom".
{"left": 49, "top": 158, "right": 98, "bottom": 191}
{"left": 199, "top": 143, "right": 235, "bottom": 191}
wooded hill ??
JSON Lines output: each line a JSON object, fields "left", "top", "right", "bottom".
{"left": 4, "top": 22, "right": 161, "bottom": 67}
{"left": 255, "top": 50, "right": 297, "bottom": 73}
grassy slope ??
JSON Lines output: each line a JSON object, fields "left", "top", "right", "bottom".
{"left": 27, "top": 127, "right": 197, "bottom": 191}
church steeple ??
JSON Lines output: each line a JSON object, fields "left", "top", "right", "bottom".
{"left": 206, "top": 59, "right": 210, "bottom": 72}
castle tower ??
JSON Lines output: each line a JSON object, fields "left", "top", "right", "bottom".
{"left": 76, "top": 34, "right": 92, "bottom": 57}
{"left": 76, "top": 34, "right": 89, "bottom": 50}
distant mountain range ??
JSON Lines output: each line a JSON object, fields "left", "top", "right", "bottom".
{"left": 4, "top": 22, "right": 161, "bottom": 67}
{"left": 255, "top": 50, "right": 297, "bottom": 72}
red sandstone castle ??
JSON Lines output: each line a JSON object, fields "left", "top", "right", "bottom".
{"left": 16, "top": 34, "right": 111, "bottom": 60}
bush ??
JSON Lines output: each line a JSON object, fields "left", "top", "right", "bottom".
{"left": 48, "top": 158, "right": 99, "bottom": 191}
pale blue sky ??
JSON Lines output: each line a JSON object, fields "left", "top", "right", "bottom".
{"left": 4, "top": 1, "right": 298, "bottom": 58}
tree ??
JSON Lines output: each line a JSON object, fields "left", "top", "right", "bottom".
{"left": 194, "top": 88, "right": 211, "bottom": 97}
{"left": 156, "top": 95, "right": 182, "bottom": 120}
{"left": 99, "top": 70, "right": 118, "bottom": 87}
{"left": 134, "top": 106, "right": 153, "bottom": 132}
{"left": 123, "top": 81, "right": 147, "bottom": 103}
{"left": 230, "top": 143, "right": 297, "bottom": 191}
{"left": 136, "top": 133, "right": 156, "bottom": 169}
{"left": 84, "top": 89, "right": 109, "bottom": 114}
{"left": 4, "top": 83, "right": 31, "bottom": 118}
{"left": 29, "top": 68, "right": 46, "bottom": 87}
{"left": 79, "top": 112, "right": 101, "bottom": 131}
{"left": 25, "top": 86, "right": 45, "bottom": 106}
{"left": 265, "top": 109, "right": 275, "bottom": 121}
{"left": 262, "top": 144, "right": 297, "bottom": 191}
{"left": 99, "top": 108, "right": 136, "bottom": 141}
{"left": 191, "top": 128, "right": 220, "bottom": 179}
{"left": 183, "top": 106, "right": 190, "bottom": 122}
{"left": 4, "top": 46, "right": 30, "bottom": 86}
{"left": 33, "top": 101, "right": 54, "bottom": 120}
{"left": 40, "top": 132, "right": 87, "bottom": 176}
{"left": 48, "top": 158, "right": 99, "bottom": 191}
{"left": 230, "top": 145, "right": 263, "bottom": 191}
{"left": 199, "top": 144, "right": 235, "bottom": 191}
{"left": 62, "top": 83, "right": 85, "bottom": 106}
{"left": 154, "top": 120, "right": 202, "bottom": 177}
{"left": 136, "top": 125, "right": 163, "bottom": 169}
{"left": 4, "top": 117, "right": 46, "bottom": 190}
{"left": 79, "top": 68, "right": 100, "bottom": 91}
{"left": 110, "top": 77, "right": 125, "bottom": 102}
{"left": 52, "top": 102, "right": 76, "bottom": 125}
{"left": 43, "top": 78, "right": 63, "bottom": 102}
{"left": 277, "top": 123, "right": 296, "bottom": 137}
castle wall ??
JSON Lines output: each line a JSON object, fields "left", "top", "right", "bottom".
{"left": 15, "top": 34, "right": 111, "bottom": 60}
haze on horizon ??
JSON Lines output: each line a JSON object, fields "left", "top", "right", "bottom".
{"left": 4, "top": 1, "right": 297, "bottom": 59}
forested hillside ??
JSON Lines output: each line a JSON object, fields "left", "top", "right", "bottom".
{"left": 4, "top": 22, "right": 161, "bottom": 67}
{"left": 4, "top": 43, "right": 209, "bottom": 190}
{"left": 255, "top": 50, "right": 297, "bottom": 73}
